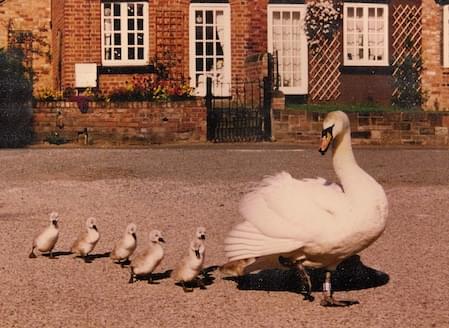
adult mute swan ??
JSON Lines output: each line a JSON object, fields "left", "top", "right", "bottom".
{"left": 222, "top": 111, "right": 388, "bottom": 306}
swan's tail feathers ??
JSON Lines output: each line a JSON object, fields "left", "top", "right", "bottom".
{"left": 220, "top": 258, "right": 255, "bottom": 277}
{"left": 224, "top": 221, "right": 300, "bottom": 262}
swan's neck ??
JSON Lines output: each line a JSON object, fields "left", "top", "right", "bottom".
{"left": 332, "top": 130, "right": 371, "bottom": 195}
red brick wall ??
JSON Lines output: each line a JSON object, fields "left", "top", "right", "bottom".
{"left": 33, "top": 99, "right": 206, "bottom": 144}
{"left": 273, "top": 109, "right": 449, "bottom": 146}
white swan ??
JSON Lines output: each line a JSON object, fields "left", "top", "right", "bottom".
{"left": 222, "top": 111, "right": 388, "bottom": 306}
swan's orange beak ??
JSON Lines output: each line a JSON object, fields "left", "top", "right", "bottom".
{"left": 319, "top": 125, "right": 334, "bottom": 155}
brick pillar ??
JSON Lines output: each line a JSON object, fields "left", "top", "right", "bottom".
{"left": 421, "top": 0, "right": 444, "bottom": 110}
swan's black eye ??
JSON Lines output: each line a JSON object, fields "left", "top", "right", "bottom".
{"left": 321, "top": 124, "right": 335, "bottom": 137}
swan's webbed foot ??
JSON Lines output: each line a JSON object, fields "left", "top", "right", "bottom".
{"left": 320, "top": 295, "right": 359, "bottom": 307}
{"left": 320, "top": 271, "right": 359, "bottom": 307}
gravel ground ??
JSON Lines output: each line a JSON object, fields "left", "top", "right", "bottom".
{"left": 0, "top": 144, "right": 448, "bottom": 327}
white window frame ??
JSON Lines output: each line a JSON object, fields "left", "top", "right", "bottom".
{"left": 101, "top": 1, "right": 149, "bottom": 66}
{"left": 267, "top": 4, "right": 308, "bottom": 95}
{"left": 343, "top": 3, "right": 389, "bottom": 66}
{"left": 189, "top": 3, "right": 231, "bottom": 97}
{"left": 443, "top": 5, "right": 449, "bottom": 67}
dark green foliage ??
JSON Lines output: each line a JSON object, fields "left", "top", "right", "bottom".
{"left": 44, "top": 132, "right": 67, "bottom": 145}
{"left": 0, "top": 48, "right": 33, "bottom": 103}
{"left": 0, "top": 102, "right": 33, "bottom": 148}
{"left": 392, "top": 38, "right": 423, "bottom": 110}
{"left": 0, "top": 48, "right": 34, "bottom": 147}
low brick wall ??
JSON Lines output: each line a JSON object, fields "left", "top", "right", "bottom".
{"left": 273, "top": 110, "right": 449, "bottom": 146}
{"left": 33, "top": 100, "right": 207, "bottom": 145}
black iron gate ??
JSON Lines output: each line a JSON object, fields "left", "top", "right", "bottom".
{"left": 205, "top": 62, "right": 274, "bottom": 142}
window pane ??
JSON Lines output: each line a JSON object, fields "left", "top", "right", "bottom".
{"left": 347, "top": 7, "right": 354, "bottom": 18}
{"left": 356, "top": 8, "right": 363, "bottom": 18}
{"left": 104, "top": 19, "right": 112, "bottom": 31}
{"left": 128, "top": 33, "right": 135, "bottom": 45}
{"left": 206, "top": 42, "right": 213, "bottom": 55}
{"left": 105, "top": 34, "right": 111, "bottom": 46}
{"left": 206, "top": 26, "right": 213, "bottom": 40}
{"left": 196, "top": 58, "right": 203, "bottom": 71}
{"left": 195, "top": 11, "right": 203, "bottom": 24}
{"left": 114, "top": 48, "right": 121, "bottom": 59}
{"left": 216, "top": 42, "right": 223, "bottom": 56}
{"left": 137, "top": 48, "right": 144, "bottom": 59}
{"left": 114, "top": 19, "right": 121, "bottom": 31}
{"left": 105, "top": 48, "right": 111, "bottom": 60}
{"left": 196, "top": 26, "right": 203, "bottom": 39}
{"left": 196, "top": 42, "right": 203, "bottom": 55}
{"left": 114, "top": 33, "right": 121, "bottom": 45}
{"left": 128, "top": 4, "right": 135, "bottom": 16}
{"left": 137, "top": 4, "right": 143, "bottom": 16}
{"left": 104, "top": 4, "right": 111, "bottom": 16}
{"left": 137, "top": 33, "right": 144, "bottom": 45}
{"left": 206, "top": 58, "right": 213, "bottom": 71}
{"left": 114, "top": 3, "right": 121, "bottom": 16}
{"left": 128, "top": 19, "right": 135, "bottom": 31}
{"left": 137, "top": 19, "right": 143, "bottom": 30}
{"left": 128, "top": 48, "right": 135, "bottom": 59}
{"left": 377, "top": 8, "right": 384, "bottom": 17}
{"left": 206, "top": 11, "right": 213, "bottom": 24}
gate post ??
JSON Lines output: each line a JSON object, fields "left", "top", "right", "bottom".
{"left": 263, "top": 53, "right": 274, "bottom": 140}
{"left": 205, "top": 77, "right": 215, "bottom": 141}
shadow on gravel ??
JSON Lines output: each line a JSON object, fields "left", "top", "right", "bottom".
{"left": 133, "top": 269, "right": 173, "bottom": 284}
{"left": 224, "top": 255, "right": 389, "bottom": 295}
{"left": 42, "top": 251, "right": 73, "bottom": 258}
{"left": 173, "top": 265, "right": 219, "bottom": 291}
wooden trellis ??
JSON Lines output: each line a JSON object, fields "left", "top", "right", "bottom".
{"left": 155, "top": 9, "right": 186, "bottom": 79}
{"left": 391, "top": 4, "right": 422, "bottom": 97}
{"left": 308, "top": 32, "right": 342, "bottom": 102}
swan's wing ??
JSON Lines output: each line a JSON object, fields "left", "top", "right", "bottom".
{"left": 225, "top": 172, "right": 349, "bottom": 261}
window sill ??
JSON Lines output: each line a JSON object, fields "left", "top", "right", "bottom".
{"left": 98, "top": 65, "right": 155, "bottom": 75}
{"left": 339, "top": 65, "right": 392, "bottom": 75}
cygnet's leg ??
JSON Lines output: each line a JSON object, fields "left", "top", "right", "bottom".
{"left": 320, "top": 271, "right": 359, "bottom": 307}
{"left": 128, "top": 267, "right": 135, "bottom": 284}
{"left": 196, "top": 277, "right": 207, "bottom": 290}
{"left": 181, "top": 281, "right": 193, "bottom": 292}
{"left": 49, "top": 250, "right": 57, "bottom": 259}
{"left": 29, "top": 247, "right": 37, "bottom": 259}
{"left": 147, "top": 274, "right": 156, "bottom": 284}
{"left": 279, "top": 256, "right": 313, "bottom": 301}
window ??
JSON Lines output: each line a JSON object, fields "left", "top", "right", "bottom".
{"left": 101, "top": 1, "right": 149, "bottom": 66}
{"left": 444, "top": 5, "right": 449, "bottom": 67}
{"left": 343, "top": 3, "right": 388, "bottom": 66}
{"left": 268, "top": 5, "right": 308, "bottom": 95}
{"left": 189, "top": 4, "right": 231, "bottom": 97}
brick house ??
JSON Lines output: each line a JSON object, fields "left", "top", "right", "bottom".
{"left": 1, "top": 0, "right": 449, "bottom": 110}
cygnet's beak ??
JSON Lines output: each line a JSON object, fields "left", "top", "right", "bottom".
{"left": 319, "top": 125, "right": 334, "bottom": 155}
{"left": 132, "top": 232, "right": 137, "bottom": 240}
{"left": 158, "top": 237, "right": 165, "bottom": 243}
{"left": 199, "top": 234, "right": 206, "bottom": 240}
{"left": 92, "top": 225, "right": 98, "bottom": 231}
{"left": 195, "top": 249, "right": 201, "bottom": 259}
{"left": 52, "top": 220, "right": 58, "bottom": 227}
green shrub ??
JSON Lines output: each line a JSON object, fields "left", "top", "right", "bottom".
{"left": 0, "top": 48, "right": 33, "bottom": 148}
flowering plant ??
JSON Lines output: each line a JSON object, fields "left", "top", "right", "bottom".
{"left": 108, "top": 76, "right": 194, "bottom": 102}
{"left": 305, "top": 0, "right": 342, "bottom": 53}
